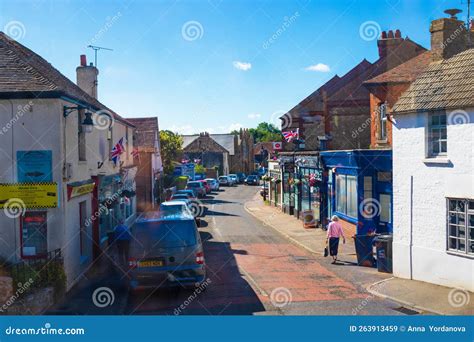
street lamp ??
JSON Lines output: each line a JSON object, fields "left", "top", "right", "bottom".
{"left": 63, "top": 106, "right": 95, "bottom": 133}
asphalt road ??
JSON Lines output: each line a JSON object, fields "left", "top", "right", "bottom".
{"left": 124, "top": 184, "right": 405, "bottom": 316}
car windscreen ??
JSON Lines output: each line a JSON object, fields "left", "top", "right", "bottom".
{"left": 159, "top": 204, "right": 185, "bottom": 216}
{"left": 171, "top": 194, "right": 188, "bottom": 200}
{"left": 132, "top": 220, "right": 197, "bottom": 250}
{"left": 187, "top": 182, "right": 201, "bottom": 188}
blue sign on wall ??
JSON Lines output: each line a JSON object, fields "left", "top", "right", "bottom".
{"left": 17, "top": 150, "right": 53, "bottom": 183}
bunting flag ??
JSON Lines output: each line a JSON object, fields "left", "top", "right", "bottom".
{"left": 282, "top": 128, "right": 299, "bottom": 142}
{"left": 111, "top": 137, "right": 125, "bottom": 165}
{"left": 194, "top": 158, "right": 201, "bottom": 164}
{"left": 181, "top": 158, "right": 190, "bottom": 164}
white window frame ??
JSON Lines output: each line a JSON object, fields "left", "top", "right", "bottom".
{"left": 427, "top": 112, "right": 447, "bottom": 157}
{"left": 447, "top": 198, "right": 474, "bottom": 257}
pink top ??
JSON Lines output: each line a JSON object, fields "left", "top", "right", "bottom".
{"left": 327, "top": 221, "right": 344, "bottom": 238}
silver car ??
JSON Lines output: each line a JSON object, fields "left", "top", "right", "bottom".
{"left": 205, "top": 178, "right": 220, "bottom": 191}
{"left": 228, "top": 174, "right": 238, "bottom": 186}
{"left": 128, "top": 216, "right": 206, "bottom": 290}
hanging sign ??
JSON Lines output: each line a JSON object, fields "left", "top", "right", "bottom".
{"left": 67, "top": 179, "right": 96, "bottom": 200}
{"left": 0, "top": 183, "right": 58, "bottom": 209}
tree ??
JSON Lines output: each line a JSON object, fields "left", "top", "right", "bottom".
{"left": 159, "top": 130, "right": 183, "bottom": 175}
{"left": 194, "top": 164, "right": 206, "bottom": 174}
{"left": 248, "top": 122, "right": 282, "bottom": 143}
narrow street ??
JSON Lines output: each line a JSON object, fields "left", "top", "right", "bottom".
{"left": 125, "top": 185, "right": 404, "bottom": 315}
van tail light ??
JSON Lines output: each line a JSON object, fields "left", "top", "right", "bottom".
{"left": 128, "top": 258, "right": 137, "bottom": 269}
{"left": 196, "top": 252, "right": 205, "bottom": 264}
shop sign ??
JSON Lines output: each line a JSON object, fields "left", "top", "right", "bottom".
{"left": 21, "top": 211, "right": 47, "bottom": 257}
{"left": 17, "top": 150, "right": 53, "bottom": 183}
{"left": 0, "top": 183, "right": 58, "bottom": 209}
{"left": 67, "top": 180, "right": 95, "bottom": 200}
{"left": 302, "top": 209, "right": 316, "bottom": 228}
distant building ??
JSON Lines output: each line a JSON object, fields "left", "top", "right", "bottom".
{"left": 126, "top": 117, "right": 163, "bottom": 212}
{"left": 0, "top": 34, "right": 136, "bottom": 289}
{"left": 391, "top": 11, "right": 474, "bottom": 291}
{"left": 182, "top": 130, "right": 254, "bottom": 175}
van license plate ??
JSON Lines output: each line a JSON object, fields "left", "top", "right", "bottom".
{"left": 139, "top": 260, "right": 163, "bottom": 267}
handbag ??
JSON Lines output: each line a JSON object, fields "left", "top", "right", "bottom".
{"left": 324, "top": 239, "right": 329, "bottom": 257}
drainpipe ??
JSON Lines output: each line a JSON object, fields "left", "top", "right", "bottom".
{"left": 409, "top": 175, "right": 414, "bottom": 280}
{"left": 7, "top": 100, "right": 17, "bottom": 259}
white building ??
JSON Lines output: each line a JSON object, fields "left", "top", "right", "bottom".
{"left": 0, "top": 33, "right": 136, "bottom": 289}
{"left": 391, "top": 13, "right": 474, "bottom": 291}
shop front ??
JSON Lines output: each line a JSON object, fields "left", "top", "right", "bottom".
{"left": 91, "top": 167, "right": 137, "bottom": 258}
{"left": 267, "top": 160, "right": 282, "bottom": 208}
{"left": 320, "top": 150, "right": 392, "bottom": 236}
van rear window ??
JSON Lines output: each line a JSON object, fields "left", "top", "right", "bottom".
{"left": 133, "top": 220, "right": 197, "bottom": 249}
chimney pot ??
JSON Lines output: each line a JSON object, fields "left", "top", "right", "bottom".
{"left": 381, "top": 31, "right": 387, "bottom": 39}
{"left": 387, "top": 30, "right": 394, "bottom": 38}
{"left": 395, "top": 29, "right": 401, "bottom": 38}
{"left": 80, "top": 54, "right": 87, "bottom": 67}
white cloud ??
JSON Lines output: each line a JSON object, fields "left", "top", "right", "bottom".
{"left": 248, "top": 113, "right": 261, "bottom": 119}
{"left": 305, "top": 63, "right": 330, "bottom": 72}
{"left": 233, "top": 61, "right": 252, "bottom": 71}
{"left": 167, "top": 124, "right": 195, "bottom": 135}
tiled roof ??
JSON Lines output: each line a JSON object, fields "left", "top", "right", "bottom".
{"left": 393, "top": 48, "right": 474, "bottom": 113}
{"left": 0, "top": 32, "right": 134, "bottom": 127}
{"left": 182, "top": 134, "right": 236, "bottom": 155}
{"left": 126, "top": 117, "right": 158, "bottom": 148}
{"left": 364, "top": 51, "right": 432, "bottom": 85}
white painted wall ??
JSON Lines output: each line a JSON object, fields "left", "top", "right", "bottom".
{"left": 0, "top": 98, "right": 136, "bottom": 290}
{"left": 392, "top": 108, "right": 474, "bottom": 291}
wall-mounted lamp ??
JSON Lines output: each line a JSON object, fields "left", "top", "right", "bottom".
{"left": 63, "top": 105, "right": 94, "bottom": 134}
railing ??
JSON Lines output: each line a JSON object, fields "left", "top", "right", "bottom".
{"left": 9, "top": 249, "right": 64, "bottom": 292}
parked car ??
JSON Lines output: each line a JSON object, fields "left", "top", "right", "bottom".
{"left": 170, "top": 193, "right": 193, "bottom": 201}
{"left": 165, "top": 199, "right": 202, "bottom": 227}
{"left": 197, "top": 180, "right": 211, "bottom": 194}
{"left": 218, "top": 175, "right": 230, "bottom": 186}
{"left": 128, "top": 216, "right": 206, "bottom": 290}
{"left": 260, "top": 183, "right": 269, "bottom": 197}
{"left": 236, "top": 172, "right": 246, "bottom": 183}
{"left": 175, "top": 189, "right": 197, "bottom": 199}
{"left": 245, "top": 175, "right": 259, "bottom": 185}
{"left": 228, "top": 174, "right": 238, "bottom": 186}
{"left": 205, "top": 178, "right": 220, "bottom": 191}
{"left": 186, "top": 181, "right": 206, "bottom": 198}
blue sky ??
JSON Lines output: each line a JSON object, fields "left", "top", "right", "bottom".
{"left": 0, "top": 0, "right": 469, "bottom": 133}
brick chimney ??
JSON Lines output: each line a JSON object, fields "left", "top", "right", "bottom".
{"left": 430, "top": 9, "right": 468, "bottom": 62}
{"left": 76, "top": 54, "right": 99, "bottom": 99}
{"left": 377, "top": 29, "right": 404, "bottom": 59}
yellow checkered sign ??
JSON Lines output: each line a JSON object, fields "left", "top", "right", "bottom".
{"left": 0, "top": 183, "right": 58, "bottom": 209}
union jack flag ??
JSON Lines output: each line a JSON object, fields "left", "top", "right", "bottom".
{"left": 111, "top": 137, "right": 125, "bottom": 165}
{"left": 194, "top": 158, "right": 201, "bottom": 164}
{"left": 282, "top": 128, "right": 299, "bottom": 142}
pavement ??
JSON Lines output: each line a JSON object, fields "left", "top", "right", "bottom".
{"left": 245, "top": 192, "right": 474, "bottom": 316}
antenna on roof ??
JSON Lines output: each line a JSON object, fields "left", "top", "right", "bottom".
{"left": 87, "top": 45, "right": 113, "bottom": 68}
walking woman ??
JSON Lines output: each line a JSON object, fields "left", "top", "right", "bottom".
{"left": 327, "top": 215, "right": 345, "bottom": 264}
